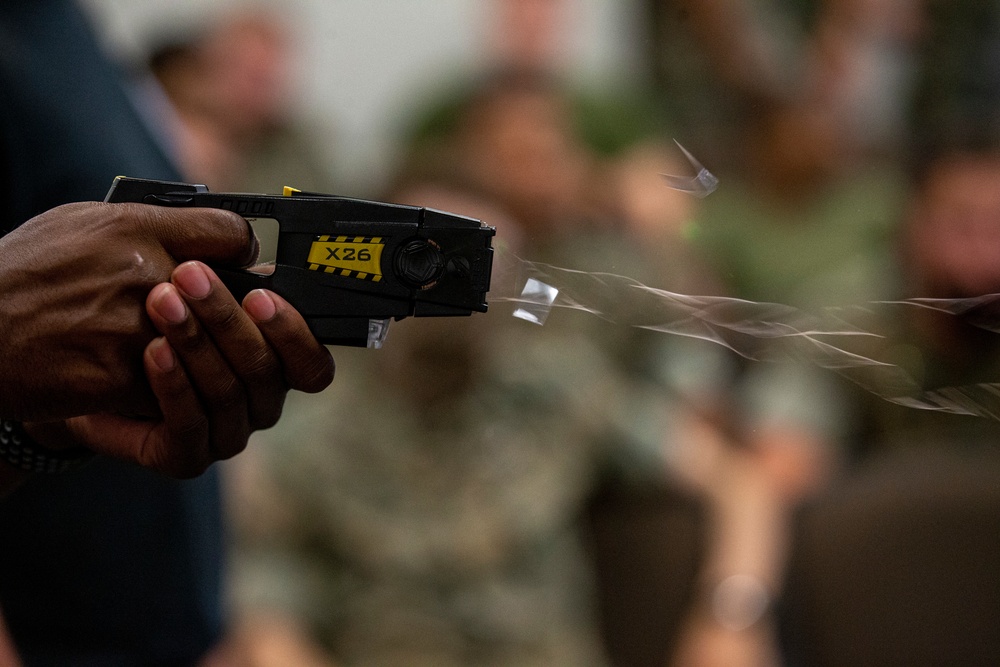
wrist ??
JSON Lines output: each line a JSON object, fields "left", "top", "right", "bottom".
{"left": 0, "top": 419, "right": 95, "bottom": 473}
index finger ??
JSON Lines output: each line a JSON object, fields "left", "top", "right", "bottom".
{"left": 117, "top": 203, "right": 260, "bottom": 267}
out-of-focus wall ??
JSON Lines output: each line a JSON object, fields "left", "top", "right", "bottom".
{"left": 81, "top": 0, "right": 645, "bottom": 195}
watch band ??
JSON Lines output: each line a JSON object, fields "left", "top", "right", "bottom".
{"left": 0, "top": 419, "right": 95, "bottom": 473}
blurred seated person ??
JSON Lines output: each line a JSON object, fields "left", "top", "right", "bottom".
{"left": 397, "top": 67, "right": 844, "bottom": 667}
{"left": 218, "top": 240, "right": 702, "bottom": 665}
{"left": 147, "top": 9, "right": 335, "bottom": 193}
{"left": 778, "top": 125, "right": 1000, "bottom": 666}
{"left": 843, "top": 130, "right": 1000, "bottom": 454}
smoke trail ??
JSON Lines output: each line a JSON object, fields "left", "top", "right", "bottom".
{"left": 493, "top": 252, "right": 1000, "bottom": 420}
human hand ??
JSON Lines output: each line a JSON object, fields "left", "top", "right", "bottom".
{"left": 24, "top": 260, "right": 334, "bottom": 478}
{"left": 0, "top": 201, "right": 259, "bottom": 421}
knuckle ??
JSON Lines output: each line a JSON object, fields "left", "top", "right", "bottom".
{"left": 207, "top": 416, "right": 251, "bottom": 462}
{"left": 242, "top": 347, "right": 281, "bottom": 384}
{"left": 140, "top": 429, "right": 212, "bottom": 480}
{"left": 210, "top": 300, "right": 247, "bottom": 330}
{"left": 172, "top": 412, "right": 209, "bottom": 442}
{"left": 294, "top": 351, "right": 336, "bottom": 393}
{"left": 188, "top": 292, "right": 246, "bottom": 331}
{"left": 210, "top": 207, "right": 251, "bottom": 237}
{"left": 166, "top": 318, "right": 210, "bottom": 354}
{"left": 152, "top": 371, "right": 193, "bottom": 405}
{"left": 252, "top": 398, "right": 285, "bottom": 431}
{"left": 214, "top": 435, "right": 249, "bottom": 462}
{"left": 202, "top": 209, "right": 255, "bottom": 265}
{"left": 206, "top": 375, "right": 246, "bottom": 412}
{"left": 198, "top": 301, "right": 261, "bottom": 350}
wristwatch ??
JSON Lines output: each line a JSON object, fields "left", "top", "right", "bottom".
{"left": 0, "top": 419, "right": 95, "bottom": 473}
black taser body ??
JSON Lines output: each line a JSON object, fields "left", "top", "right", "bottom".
{"left": 105, "top": 176, "right": 495, "bottom": 348}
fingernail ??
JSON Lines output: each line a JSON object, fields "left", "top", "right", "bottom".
{"left": 149, "top": 338, "right": 176, "bottom": 371}
{"left": 174, "top": 261, "right": 212, "bottom": 299}
{"left": 244, "top": 289, "right": 277, "bottom": 322}
{"left": 152, "top": 284, "right": 187, "bottom": 324}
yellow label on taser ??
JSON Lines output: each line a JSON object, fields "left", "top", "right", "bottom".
{"left": 307, "top": 235, "right": 384, "bottom": 281}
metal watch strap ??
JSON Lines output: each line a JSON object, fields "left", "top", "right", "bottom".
{"left": 0, "top": 419, "right": 95, "bottom": 473}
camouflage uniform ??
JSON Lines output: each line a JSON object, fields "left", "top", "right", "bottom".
{"left": 228, "top": 304, "right": 679, "bottom": 666}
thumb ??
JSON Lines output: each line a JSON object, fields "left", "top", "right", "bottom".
{"left": 126, "top": 203, "right": 260, "bottom": 267}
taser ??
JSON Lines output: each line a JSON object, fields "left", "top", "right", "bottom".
{"left": 106, "top": 176, "right": 494, "bottom": 348}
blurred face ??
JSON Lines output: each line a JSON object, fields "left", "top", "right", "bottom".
{"left": 907, "top": 155, "right": 1000, "bottom": 298}
{"left": 460, "top": 86, "right": 590, "bottom": 234}
{"left": 199, "top": 14, "right": 293, "bottom": 136}
{"left": 489, "top": 0, "right": 570, "bottom": 70}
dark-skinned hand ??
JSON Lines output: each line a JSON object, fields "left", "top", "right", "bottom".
{"left": 0, "top": 202, "right": 334, "bottom": 480}
{"left": 0, "top": 201, "right": 262, "bottom": 420}
{"left": 24, "top": 261, "right": 334, "bottom": 478}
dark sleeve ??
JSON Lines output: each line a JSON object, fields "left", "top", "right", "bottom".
{"left": 0, "top": 0, "right": 179, "bottom": 231}
{"left": 0, "top": 3, "right": 224, "bottom": 664}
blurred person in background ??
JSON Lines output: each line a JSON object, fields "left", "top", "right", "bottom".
{"left": 661, "top": 0, "right": 923, "bottom": 310}
{"left": 218, "top": 288, "right": 655, "bottom": 666}
{"left": 147, "top": 8, "right": 336, "bottom": 194}
{"left": 631, "top": 1, "right": 926, "bottom": 666}
{"left": 779, "top": 6, "right": 1000, "bottom": 663}
{"left": 843, "top": 132, "right": 1000, "bottom": 459}
{"left": 390, "top": 17, "right": 758, "bottom": 665}
{"left": 645, "top": 0, "right": 922, "bottom": 170}
{"left": 840, "top": 0, "right": 1000, "bottom": 470}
